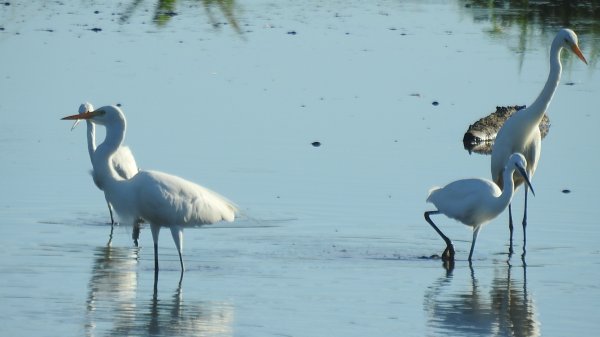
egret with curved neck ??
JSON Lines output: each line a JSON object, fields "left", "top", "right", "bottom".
{"left": 426, "top": 153, "right": 535, "bottom": 264}
{"left": 490, "top": 28, "right": 587, "bottom": 256}
{"left": 62, "top": 106, "right": 238, "bottom": 277}
{"left": 72, "top": 102, "right": 142, "bottom": 246}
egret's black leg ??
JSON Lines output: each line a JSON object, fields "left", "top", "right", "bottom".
{"left": 107, "top": 202, "right": 115, "bottom": 225}
{"left": 107, "top": 222, "right": 115, "bottom": 247}
{"left": 150, "top": 224, "right": 160, "bottom": 277}
{"left": 132, "top": 221, "right": 141, "bottom": 247}
{"left": 508, "top": 203, "right": 514, "bottom": 255}
{"left": 153, "top": 271, "right": 158, "bottom": 296}
{"left": 468, "top": 227, "right": 481, "bottom": 263}
{"left": 107, "top": 202, "right": 115, "bottom": 246}
{"left": 425, "top": 211, "right": 455, "bottom": 262}
{"left": 521, "top": 186, "right": 528, "bottom": 260}
{"left": 154, "top": 242, "right": 159, "bottom": 274}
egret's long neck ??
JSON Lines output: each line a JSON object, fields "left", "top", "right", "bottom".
{"left": 496, "top": 167, "right": 518, "bottom": 209}
{"left": 86, "top": 120, "right": 96, "bottom": 160}
{"left": 94, "top": 119, "right": 126, "bottom": 184}
{"left": 528, "top": 40, "right": 563, "bottom": 122}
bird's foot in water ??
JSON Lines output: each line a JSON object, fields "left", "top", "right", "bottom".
{"left": 441, "top": 244, "right": 455, "bottom": 262}
{"left": 442, "top": 245, "right": 455, "bottom": 271}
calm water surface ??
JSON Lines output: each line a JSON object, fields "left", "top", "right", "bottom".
{"left": 0, "top": 1, "right": 599, "bottom": 336}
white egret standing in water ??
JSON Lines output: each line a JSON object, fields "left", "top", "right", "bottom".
{"left": 72, "top": 102, "right": 142, "bottom": 246}
{"left": 491, "top": 28, "right": 587, "bottom": 256}
{"left": 425, "top": 153, "right": 534, "bottom": 263}
{"left": 62, "top": 105, "right": 238, "bottom": 276}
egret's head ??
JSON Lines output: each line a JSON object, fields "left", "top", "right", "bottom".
{"left": 62, "top": 105, "right": 126, "bottom": 127}
{"left": 508, "top": 153, "right": 535, "bottom": 196}
{"left": 78, "top": 102, "right": 94, "bottom": 114}
{"left": 71, "top": 102, "right": 95, "bottom": 130}
{"left": 557, "top": 28, "right": 587, "bottom": 64}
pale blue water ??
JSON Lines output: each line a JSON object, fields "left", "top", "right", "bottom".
{"left": 1, "top": 1, "right": 599, "bottom": 336}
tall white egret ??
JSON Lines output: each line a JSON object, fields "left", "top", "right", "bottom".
{"left": 490, "top": 28, "right": 587, "bottom": 254}
{"left": 62, "top": 106, "right": 238, "bottom": 275}
{"left": 425, "top": 153, "right": 535, "bottom": 263}
{"left": 73, "top": 102, "right": 143, "bottom": 246}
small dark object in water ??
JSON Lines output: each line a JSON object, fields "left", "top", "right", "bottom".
{"left": 94, "top": 10, "right": 99, "bottom": 14}
{"left": 311, "top": 141, "right": 321, "bottom": 147}
{"left": 562, "top": 189, "right": 571, "bottom": 194}
{"left": 463, "top": 105, "right": 551, "bottom": 155}
{"left": 287, "top": 31, "right": 297, "bottom": 35}
{"left": 418, "top": 254, "right": 441, "bottom": 260}
{"left": 432, "top": 101, "right": 439, "bottom": 106}
{"left": 90, "top": 27, "right": 102, "bottom": 32}
{"left": 565, "top": 82, "right": 575, "bottom": 86}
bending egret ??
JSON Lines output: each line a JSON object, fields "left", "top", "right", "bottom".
{"left": 62, "top": 106, "right": 238, "bottom": 275}
{"left": 425, "top": 153, "right": 535, "bottom": 263}
{"left": 490, "top": 28, "right": 587, "bottom": 254}
{"left": 73, "top": 102, "right": 143, "bottom": 246}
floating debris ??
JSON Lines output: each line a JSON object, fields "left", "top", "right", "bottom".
{"left": 432, "top": 101, "right": 439, "bottom": 106}
{"left": 311, "top": 141, "right": 321, "bottom": 147}
{"left": 562, "top": 189, "right": 571, "bottom": 194}
{"left": 287, "top": 31, "right": 297, "bottom": 35}
{"left": 463, "top": 105, "right": 551, "bottom": 155}
{"left": 90, "top": 27, "right": 102, "bottom": 32}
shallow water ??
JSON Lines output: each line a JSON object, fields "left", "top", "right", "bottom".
{"left": 1, "top": 1, "right": 599, "bottom": 336}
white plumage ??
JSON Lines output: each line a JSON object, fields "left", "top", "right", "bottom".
{"left": 425, "top": 153, "right": 534, "bottom": 262}
{"left": 63, "top": 105, "right": 237, "bottom": 275}
{"left": 74, "top": 102, "right": 142, "bottom": 245}
{"left": 490, "top": 28, "right": 587, "bottom": 253}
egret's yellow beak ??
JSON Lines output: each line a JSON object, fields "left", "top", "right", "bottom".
{"left": 61, "top": 110, "right": 99, "bottom": 121}
{"left": 571, "top": 44, "right": 588, "bottom": 65}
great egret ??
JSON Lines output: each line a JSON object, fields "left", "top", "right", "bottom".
{"left": 72, "top": 103, "right": 143, "bottom": 246}
{"left": 62, "top": 105, "right": 238, "bottom": 275}
{"left": 490, "top": 28, "right": 587, "bottom": 254}
{"left": 425, "top": 153, "right": 535, "bottom": 263}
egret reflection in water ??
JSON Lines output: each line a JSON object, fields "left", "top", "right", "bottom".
{"left": 119, "top": 0, "right": 242, "bottom": 33}
{"left": 85, "top": 245, "right": 234, "bottom": 336}
{"left": 86, "top": 245, "right": 139, "bottom": 336}
{"left": 424, "top": 263, "right": 539, "bottom": 337}
{"left": 459, "top": 0, "right": 600, "bottom": 67}
{"left": 143, "top": 282, "right": 234, "bottom": 337}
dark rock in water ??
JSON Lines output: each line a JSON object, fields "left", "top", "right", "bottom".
{"left": 432, "top": 101, "right": 439, "bottom": 106}
{"left": 463, "top": 105, "right": 551, "bottom": 155}
{"left": 562, "top": 189, "right": 571, "bottom": 194}
{"left": 311, "top": 141, "right": 321, "bottom": 147}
